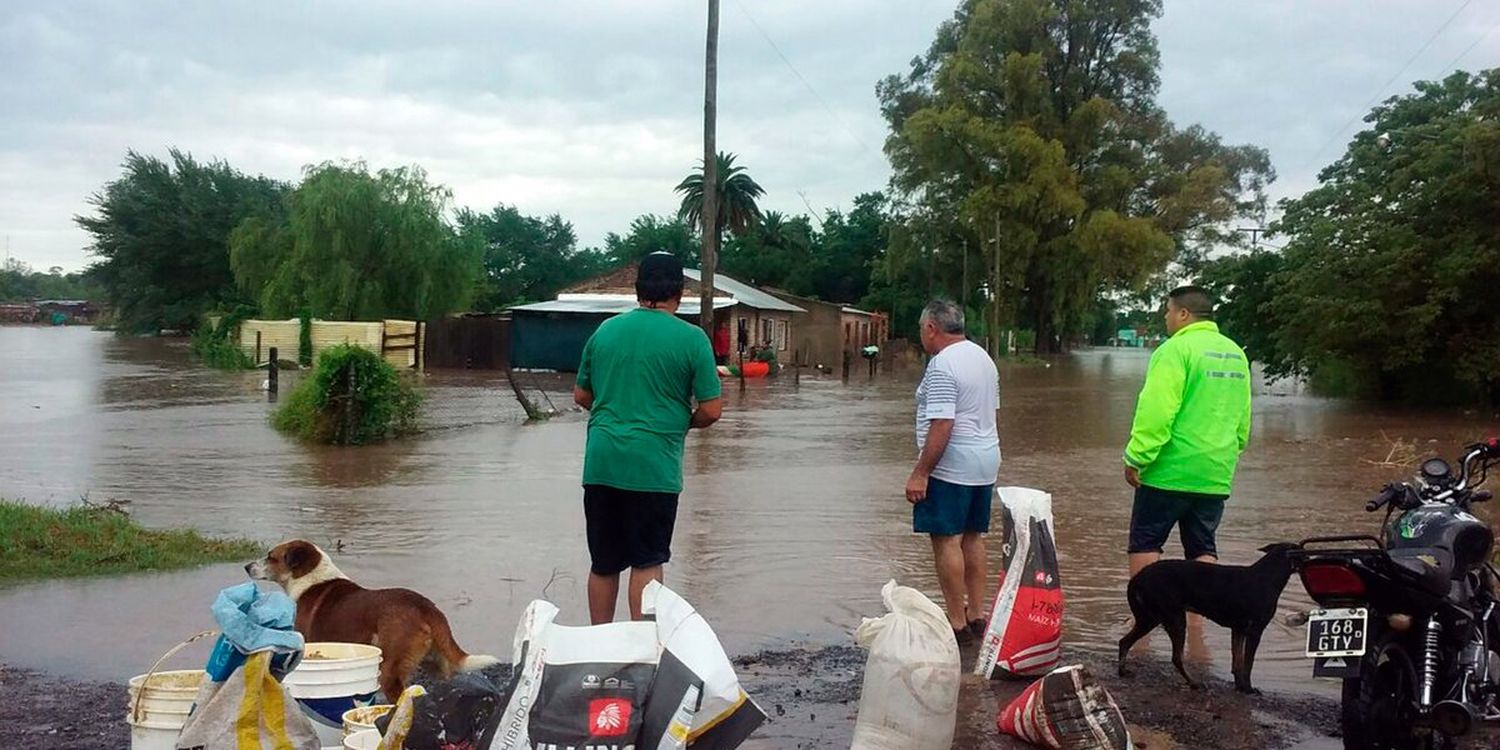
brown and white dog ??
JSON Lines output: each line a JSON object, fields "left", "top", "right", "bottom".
{"left": 246, "top": 539, "right": 499, "bottom": 700}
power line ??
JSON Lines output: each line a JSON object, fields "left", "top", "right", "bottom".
{"left": 729, "top": 0, "right": 880, "bottom": 160}
{"left": 1297, "top": 0, "right": 1477, "bottom": 172}
{"left": 1437, "top": 12, "right": 1500, "bottom": 75}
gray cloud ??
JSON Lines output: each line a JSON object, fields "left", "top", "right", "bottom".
{"left": 1, "top": 0, "right": 1496, "bottom": 270}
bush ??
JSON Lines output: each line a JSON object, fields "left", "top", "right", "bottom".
{"left": 190, "top": 308, "right": 254, "bottom": 370}
{"left": 297, "top": 308, "right": 313, "bottom": 366}
{"left": 272, "top": 344, "right": 421, "bottom": 445}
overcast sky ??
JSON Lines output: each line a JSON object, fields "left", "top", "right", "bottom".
{"left": 2, "top": 0, "right": 1497, "bottom": 272}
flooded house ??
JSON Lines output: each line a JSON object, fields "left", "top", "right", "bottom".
{"left": 35, "top": 300, "right": 100, "bottom": 325}
{"left": 0, "top": 302, "right": 38, "bottom": 323}
{"left": 508, "top": 265, "right": 805, "bottom": 372}
{"left": 0, "top": 300, "right": 101, "bottom": 325}
{"left": 763, "top": 290, "right": 891, "bottom": 371}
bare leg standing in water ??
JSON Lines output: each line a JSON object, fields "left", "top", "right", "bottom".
{"left": 931, "top": 535, "right": 969, "bottom": 630}
{"left": 962, "top": 531, "right": 989, "bottom": 627}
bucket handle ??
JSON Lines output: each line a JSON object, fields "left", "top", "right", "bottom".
{"left": 130, "top": 629, "right": 218, "bottom": 724}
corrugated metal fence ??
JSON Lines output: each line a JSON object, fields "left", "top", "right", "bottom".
{"left": 237, "top": 319, "right": 423, "bottom": 368}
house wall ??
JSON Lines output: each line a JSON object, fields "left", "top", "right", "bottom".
{"left": 728, "top": 308, "right": 795, "bottom": 362}
{"left": 764, "top": 291, "right": 843, "bottom": 368}
{"left": 840, "top": 312, "right": 889, "bottom": 352}
{"left": 509, "top": 311, "right": 614, "bottom": 372}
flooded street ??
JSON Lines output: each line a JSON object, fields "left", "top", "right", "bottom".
{"left": 2, "top": 326, "right": 1498, "bottom": 746}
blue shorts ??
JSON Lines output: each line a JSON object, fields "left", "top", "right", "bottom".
{"left": 1128, "top": 484, "right": 1227, "bottom": 559}
{"left": 913, "top": 477, "right": 993, "bottom": 536}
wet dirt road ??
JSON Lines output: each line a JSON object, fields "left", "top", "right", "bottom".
{"left": 1, "top": 327, "right": 1497, "bottom": 747}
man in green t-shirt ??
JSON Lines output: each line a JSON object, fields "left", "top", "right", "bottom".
{"left": 573, "top": 252, "right": 723, "bottom": 624}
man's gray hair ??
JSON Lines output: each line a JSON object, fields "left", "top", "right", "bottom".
{"left": 920, "top": 299, "right": 965, "bottom": 335}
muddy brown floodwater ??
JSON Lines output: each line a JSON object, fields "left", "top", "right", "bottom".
{"left": 1, "top": 326, "right": 1497, "bottom": 748}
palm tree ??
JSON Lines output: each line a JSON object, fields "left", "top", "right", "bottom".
{"left": 757, "top": 210, "right": 789, "bottom": 247}
{"left": 675, "top": 152, "right": 765, "bottom": 239}
{"left": 676, "top": 152, "right": 764, "bottom": 334}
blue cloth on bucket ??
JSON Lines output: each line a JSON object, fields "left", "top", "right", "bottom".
{"left": 205, "top": 582, "right": 304, "bottom": 681}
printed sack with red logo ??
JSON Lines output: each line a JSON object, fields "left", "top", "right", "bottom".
{"left": 997, "top": 665, "right": 1131, "bottom": 750}
{"left": 975, "top": 487, "right": 1064, "bottom": 680}
{"left": 486, "top": 582, "right": 764, "bottom": 750}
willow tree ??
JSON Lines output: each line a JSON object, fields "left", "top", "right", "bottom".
{"left": 880, "top": 0, "right": 1271, "bottom": 353}
{"left": 230, "top": 162, "right": 482, "bottom": 321}
{"left": 79, "top": 149, "right": 287, "bottom": 333}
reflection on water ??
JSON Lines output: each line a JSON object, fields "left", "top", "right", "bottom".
{"left": 1, "top": 327, "right": 1496, "bottom": 705}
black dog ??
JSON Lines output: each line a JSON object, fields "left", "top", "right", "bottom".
{"left": 1117, "top": 542, "right": 1300, "bottom": 694}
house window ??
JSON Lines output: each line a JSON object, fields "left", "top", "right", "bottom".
{"left": 761, "top": 319, "right": 773, "bottom": 347}
{"left": 773, "top": 320, "right": 788, "bottom": 352}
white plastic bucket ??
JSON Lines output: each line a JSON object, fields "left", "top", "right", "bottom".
{"left": 342, "top": 704, "right": 393, "bottom": 737}
{"left": 126, "top": 670, "right": 204, "bottom": 750}
{"left": 343, "top": 728, "right": 382, "bottom": 750}
{"left": 284, "top": 643, "right": 382, "bottom": 747}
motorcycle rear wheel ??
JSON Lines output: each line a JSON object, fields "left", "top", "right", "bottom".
{"left": 1341, "top": 632, "right": 1455, "bottom": 750}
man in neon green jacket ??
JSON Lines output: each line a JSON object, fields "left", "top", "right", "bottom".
{"left": 1124, "top": 285, "right": 1252, "bottom": 577}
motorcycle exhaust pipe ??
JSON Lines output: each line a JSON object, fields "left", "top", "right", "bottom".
{"left": 1430, "top": 700, "right": 1475, "bottom": 737}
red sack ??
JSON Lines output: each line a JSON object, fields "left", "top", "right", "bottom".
{"left": 997, "top": 665, "right": 1131, "bottom": 749}
{"left": 975, "top": 487, "right": 1063, "bottom": 680}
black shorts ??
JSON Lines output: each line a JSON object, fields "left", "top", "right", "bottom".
{"left": 583, "top": 484, "right": 679, "bottom": 575}
{"left": 1128, "top": 484, "right": 1227, "bottom": 560}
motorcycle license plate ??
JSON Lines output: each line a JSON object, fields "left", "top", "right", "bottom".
{"left": 1305, "top": 607, "right": 1368, "bottom": 658}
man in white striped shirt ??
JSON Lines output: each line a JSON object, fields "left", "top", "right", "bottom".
{"left": 905, "top": 299, "right": 1001, "bottom": 646}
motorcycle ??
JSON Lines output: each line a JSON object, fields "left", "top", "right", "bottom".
{"left": 1298, "top": 439, "right": 1500, "bottom": 749}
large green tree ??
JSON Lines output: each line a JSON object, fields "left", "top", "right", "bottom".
{"left": 602, "top": 215, "right": 701, "bottom": 266}
{"left": 1196, "top": 248, "right": 1284, "bottom": 367}
{"left": 813, "top": 192, "right": 888, "bottom": 303}
{"left": 721, "top": 193, "right": 889, "bottom": 303}
{"left": 1228, "top": 70, "right": 1500, "bottom": 401}
{"left": 230, "top": 162, "right": 482, "bottom": 321}
{"left": 78, "top": 149, "right": 287, "bottom": 332}
{"left": 457, "top": 205, "right": 610, "bottom": 310}
{"left": 720, "top": 211, "right": 815, "bottom": 291}
{"left": 879, "top": 0, "right": 1271, "bottom": 353}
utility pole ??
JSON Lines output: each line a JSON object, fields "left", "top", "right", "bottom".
{"left": 1236, "top": 227, "right": 1267, "bottom": 249}
{"left": 961, "top": 238, "right": 969, "bottom": 311}
{"left": 698, "top": 0, "right": 720, "bottom": 337}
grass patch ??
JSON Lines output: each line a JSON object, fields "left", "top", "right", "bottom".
{"left": 0, "top": 500, "right": 260, "bottom": 584}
